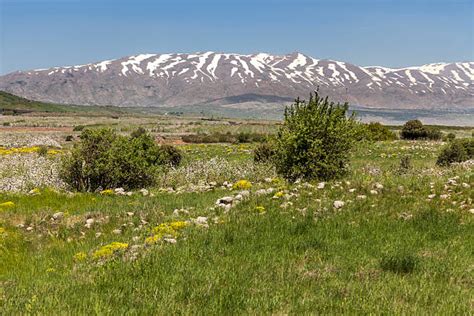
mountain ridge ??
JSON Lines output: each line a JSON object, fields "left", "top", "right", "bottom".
{"left": 0, "top": 52, "right": 472, "bottom": 110}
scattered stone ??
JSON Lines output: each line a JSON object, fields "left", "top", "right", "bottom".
{"left": 115, "top": 188, "right": 126, "bottom": 195}
{"left": 374, "top": 183, "right": 384, "bottom": 190}
{"left": 356, "top": 195, "right": 367, "bottom": 200}
{"left": 333, "top": 200, "right": 345, "bottom": 209}
{"left": 428, "top": 194, "right": 436, "bottom": 199}
{"left": 26, "top": 226, "right": 33, "bottom": 232}
{"left": 163, "top": 237, "right": 177, "bottom": 244}
{"left": 112, "top": 229, "right": 122, "bottom": 235}
{"left": 126, "top": 212, "right": 134, "bottom": 217}
{"left": 52, "top": 212, "right": 64, "bottom": 220}
{"left": 95, "top": 232, "right": 102, "bottom": 238}
{"left": 462, "top": 183, "right": 470, "bottom": 189}
{"left": 348, "top": 188, "right": 356, "bottom": 193}
{"left": 370, "top": 190, "right": 378, "bottom": 195}
{"left": 468, "top": 209, "right": 474, "bottom": 214}
{"left": 217, "top": 196, "right": 233, "bottom": 205}
{"left": 440, "top": 194, "right": 449, "bottom": 199}
{"left": 317, "top": 182, "right": 325, "bottom": 189}
{"left": 139, "top": 188, "right": 149, "bottom": 196}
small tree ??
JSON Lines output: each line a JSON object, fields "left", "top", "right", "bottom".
{"left": 273, "top": 92, "right": 358, "bottom": 181}
{"left": 401, "top": 120, "right": 426, "bottom": 140}
{"left": 365, "top": 122, "right": 397, "bottom": 141}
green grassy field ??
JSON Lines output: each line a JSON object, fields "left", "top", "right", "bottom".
{"left": 1, "top": 139, "right": 473, "bottom": 314}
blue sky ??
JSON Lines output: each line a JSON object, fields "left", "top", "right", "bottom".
{"left": 0, "top": 0, "right": 473, "bottom": 74}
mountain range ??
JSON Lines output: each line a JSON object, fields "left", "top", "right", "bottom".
{"left": 0, "top": 52, "right": 472, "bottom": 111}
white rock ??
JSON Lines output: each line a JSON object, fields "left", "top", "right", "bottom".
{"left": 370, "top": 190, "right": 378, "bottom": 195}
{"left": 317, "top": 182, "right": 325, "bottom": 189}
{"left": 52, "top": 212, "right": 64, "bottom": 220}
{"left": 218, "top": 196, "right": 233, "bottom": 204}
{"left": 440, "top": 194, "right": 449, "bottom": 199}
{"left": 112, "top": 229, "right": 122, "bottom": 235}
{"left": 468, "top": 209, "right": 474, "bottom": 214}
{"left": 26, "top": 226, "right": 33, "bottom": 232}
{"left": 356, "top": 195, "right": 367, "bottom": 200}
{"left": 333, "top": 200, "right": 345, "bottom": 209}
{"left": 95, "top": 232, "right": 102, "bottom": 238}
{"left": 239, "top": 190, "right": 250, "bottom": 198}
{"left": 374, "top": 183, "right": 384, "bottom": 190}
{"left": 164, "top": 237, "right": 177, "bottom": 244}
{"left": 115, "top": 188, "right": 125, "bottom": 195}
{"left": 85, "top": 218, "right": 95, "bottom": 225}
{"left": 428, "top": 194, "right": 436, "bottom": 199}
{"left": 126, "top": 212, "right": 134, "bottom": 217}
{"left": 139, "top": 188, "right": 149, "bottom": 196}
{"left": 462, "top": 183, "right": 470, "bottom": 188}
{"left": 126, "top": 192, "right": 133, "bottom": 196}
{"left": 234, "top": 194, "right": 243, "bottom": 201}
{"left": 255, "top": 189, "right": 267, "bottom": 196}
{"left": 348, "top": 188, "right": 356, "bottom": 193}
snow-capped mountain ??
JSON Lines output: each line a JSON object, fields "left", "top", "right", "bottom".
{"left": 0, "top": 52, "right": 472, "bottom": 110}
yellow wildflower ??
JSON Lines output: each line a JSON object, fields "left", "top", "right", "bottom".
{"left": 233, "top": 180, "right": 252, "bottom": 190}
{"left": 100, "top": 189, "right": 114, "bottom": 196}
{"left": 145, "top": 234, "right": 161, "bottom": 245}
{"left": 46, "top": 268, "right": 56, "bottom": 273}
{"left": 0, "top": 201, "right": 15, "bottom": 209}
{"left": 73, "top": 252, "right": 87, "bottom": 262}
{"left": 92, "top": 242, "right": 128, "bottom": 260}
{"left": 255, "top": 206, "right": 266, "bottom": 213}
{"left": 273, "top": 191, "right": 284, "bottom": 198}
{"left": 169, "top": 221, "right": 188, "bottom": 230}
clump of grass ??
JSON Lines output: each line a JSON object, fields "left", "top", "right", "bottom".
{"left": 380, "top": 252, "right": 419, "bottom": 274}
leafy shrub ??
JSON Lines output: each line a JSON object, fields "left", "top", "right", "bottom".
{"left": 2, "top": 122, "right": 10, "bottom": 127}
{"left": 436, "top": 139, "right": 473, "bottom": 166}
{"left": 73, "top": 125, "right": 86, "bottom": 132}
{"left": 60, "top": 128, "right": 179, "bottom": 191}
{"left": 364, "top": 122, "right": 397, "bottom": 141}
{"left": 254, "top": 143, "right": 275, "bottom": 163}
{"left": 273, "top": 93, "right": 358, "bottom": 181}
{"left": 158, "top": 144, "right": 182, "bottom": 167}
{"left": 380, "top": 252, "right": 418, "bottom": 274}
{"left": 397, "top": 155, "right": 412, "bottom": 174}
{"left": 425, "top": 127, "right": 442, "bottom": 140}
{"left": 445, "top": 132, "right": 456, "bottom": 142}
{"left": 130, "top": 127, "right": 147, "bottom": 138}
{"left": 401, "top": 120, "right": 426, "bottom": 140}
{"left": 400, "top": 120, "right": 441, "bottom": 140}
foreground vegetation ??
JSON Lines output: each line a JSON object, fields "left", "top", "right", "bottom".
{"left": 0, "top": 92, "right": 473, "bottom": 313}
{"left": 1, "top": 138, "right": 473, "bottom": 313}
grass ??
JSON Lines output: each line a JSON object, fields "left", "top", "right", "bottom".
{"left": 0, "top": 137, "right": 473, "bottom": 313}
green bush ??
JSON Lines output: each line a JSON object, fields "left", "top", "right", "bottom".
{"left": 60, "top": 128, "right": 179, "bottom": 191}
{"left": 254, "top": 143, "right": 275, "bottom": 163}
{"left": 273, "top": 93, "right": 358, "bottom": 181}
{"left": 425, "top": 127, "right": 442, "bottom": 140}
{"left": 436, "top": 139, "right": 473, "bottom": 166}
{"left": 401, "top": 120, "right": 426, "bottom": 140}
{"left": 364, "top": 122, "right": 397, "bottom": 141}
{"left": 445, "top": 133, "right": 456, "bottom": 142}
{"left": 158, "top": 144, "right": 182, "bottom": 167}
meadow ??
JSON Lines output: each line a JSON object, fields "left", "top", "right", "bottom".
{"left": 0, "top": 112, "right": 473, "bottom": 314}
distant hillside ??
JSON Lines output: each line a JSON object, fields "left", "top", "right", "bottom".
{"left": 0, "top": 91, "right": 126, "bottom": 115}
{"left": 0, "top": 52, "right": 472, "bottom": 110}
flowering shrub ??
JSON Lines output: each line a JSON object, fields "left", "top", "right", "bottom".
{"left": 92, "top": 242, "right": 129, "bottom": 260}
{"left": 233, "top": 180, "right": 252, "bottom": 190}
{"left": 145, "top": 221, "right": 188, "bottom": 245}
{"left": 0, "top": 201, "right": 15, "bottom": 209}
